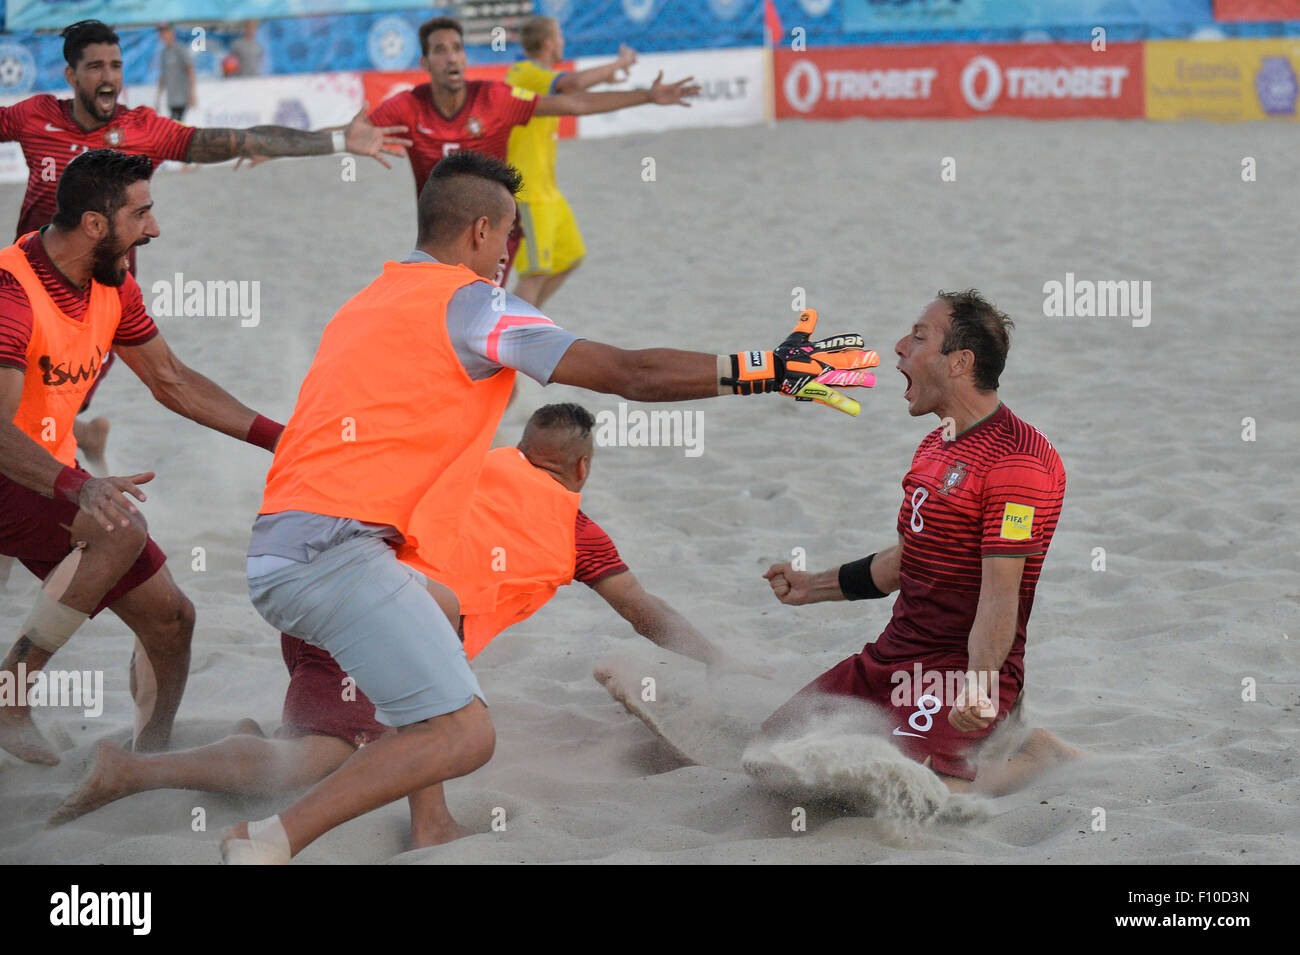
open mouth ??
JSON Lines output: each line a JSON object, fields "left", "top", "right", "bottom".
{"left": 95, "top": 86, "right": 117, "bottom": 111}
{"left": 900, "top": 369, "right": 913, "bottom": 400}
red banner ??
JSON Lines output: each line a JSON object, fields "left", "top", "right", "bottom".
{"left": 776, "top": 43, "right": 1145, "bottom": 120}
{"left": 1213, "top": 0, "right": 1300, "bottom": 21}
{"left": 361, "top": 65, "right": 575, "bottom": 139}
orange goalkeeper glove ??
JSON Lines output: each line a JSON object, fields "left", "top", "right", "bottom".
{"left": 722, "top": 310, "right": 879, "bottom": 416}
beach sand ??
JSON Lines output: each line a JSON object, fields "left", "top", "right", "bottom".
{"left": 1, "top": 117, "right": 1297, "bottom": 864}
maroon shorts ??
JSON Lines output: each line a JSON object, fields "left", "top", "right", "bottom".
{"left": 278, "top": 634, "right": 386, "bottom": 748}
{"left": 762, "top": 648, "right": 1023, "bottom": 781}
{"left": 0, "top": 470, "right": 166, "bottom": 617}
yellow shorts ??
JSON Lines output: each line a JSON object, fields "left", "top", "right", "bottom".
{"left": 517, "top": 196, "right": 586, "bottom": 277}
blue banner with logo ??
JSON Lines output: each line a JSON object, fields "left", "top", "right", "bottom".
{"left": 768, "top": 0, "right": 1295, "bottom": 46}
{"left": 538, "top": 0, "right": 763, "bottom": 56}
{"left": 5, "top": 0, "right": 419, "bottom": 32}
{"left": 4, "top": 0, "right": 1296, "bottom": 97}
{"left": 840, "top": 0, "right": 1214, "bottom": 33}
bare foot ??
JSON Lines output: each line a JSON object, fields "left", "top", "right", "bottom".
{"left": 231, "top": 718, "right": 265, "bottom": 738}
{"left": 48, "top": 740, "right": 137, "bottom": 824}
{"left": 410, "top": 818, "right": 474, "bottom": 849}
{"left": 0, "top": 707, "right": 60, "bottom": 765}
{"left": 73, "top": 416, "right": 110, "bottom": 474}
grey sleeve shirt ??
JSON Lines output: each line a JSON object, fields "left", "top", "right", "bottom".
{"left": 406, "top": 250, "right": 579, "bottom": 385}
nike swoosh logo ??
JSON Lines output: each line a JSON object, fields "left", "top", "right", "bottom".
{"left": 44, "top": 123, "right": 67, "bottom": 133}
{"left": 417, "top": 125, "right": 434, "bottom": 134}
{"left": 892, "top": 727, "right": 925, "bottom": 739}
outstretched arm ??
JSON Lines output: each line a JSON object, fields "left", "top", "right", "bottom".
{"left": 535, "top": 71, "right": 697, "bottom": 116}
{"left": 593, "top": 571, "right": 764, "bottom": 676}
{"left": 549, "top": 340, "right": 720, "bottom": 402}
{"left": 552, "top": 44, "right": 637, "bottom": 94}
{"left": 548, "top": 307, "right": 876, "bottom": 408}
{"left": 114, "top": 336, "right": 280, "bottom": 448}
{"left": 185, "top": 106, "right": 410, "bottom": 167}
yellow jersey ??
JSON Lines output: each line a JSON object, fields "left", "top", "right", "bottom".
{"left": 506, "top": 59, "right": 563, "bottom": 204}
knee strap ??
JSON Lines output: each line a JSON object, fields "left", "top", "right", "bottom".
{"left": 23, "top": 544, "right": 89, "bottom": 652}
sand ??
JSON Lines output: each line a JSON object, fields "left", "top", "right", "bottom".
{"left": 1, "top": 117, "right": 1297, "bottom": 864}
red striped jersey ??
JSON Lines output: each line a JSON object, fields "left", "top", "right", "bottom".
{"left": 368, "top": 81, "right": 538, "bottom": 195}
{"left": 0, "top": 95, "right": 195, "bottom": 239}
{"left": 870, "top": 404, "right": 1066, "bottom": 682}
{"left": 574, "top": 509, "right": 628, "bottom": 586}
{"left": 0, "top": 229, "right": 157, "bottom": 373}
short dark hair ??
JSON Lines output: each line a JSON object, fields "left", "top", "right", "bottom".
{"left": 526, "top": 403, "right": 595, "bottom": 439}
{"left": 520, "top": 403, "right": 596, "bottom": 467}
{"left": 937, "top": 289, "right": 1014, "bottom": 392}
{"left": 52, "top": 149, "right": 154, "bottom": 230}
{"left": 61, "top": 19, "right": 120, "bottom": 68}
{"left": 419, "top": 16, "right": 463, "bottom": 56}
{"left": 416, "top": 151, "right": 522, "bottom": 246}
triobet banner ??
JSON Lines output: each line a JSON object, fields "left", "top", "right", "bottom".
{"left": 778, "top": 44, "right": 957, "bottom": 118}
{"left": 1146, "top": 39, "right": 1300, "bottom": 119}
{"left": 574, "top": 47, "right": 765, "bottom": 138}
{"left": 5, "top": 0, "right": 421, "bottom": 31}
{"left": 776, "top": 43, "right": 1144, "bottom": 119}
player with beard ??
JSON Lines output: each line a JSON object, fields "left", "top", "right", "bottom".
{"left": 0, "top": 149, "right": 287, "bottom": 765}
{"left": 0, "top": 19, "right": 409, "bottom": 468}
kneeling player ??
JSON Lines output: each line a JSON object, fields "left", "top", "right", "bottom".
{"left": 758, "top": 291, "right": 1080, "bottom": 794}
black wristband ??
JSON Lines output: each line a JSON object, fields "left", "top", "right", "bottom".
{"left": 839, "top": 553, "right": 888, "bottom": 600}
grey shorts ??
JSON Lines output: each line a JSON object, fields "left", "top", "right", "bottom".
{"left": 247, "top": 533, "right": 483, "bottom": 727}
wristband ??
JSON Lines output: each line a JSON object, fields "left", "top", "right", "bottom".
{"left": 246, "top": 414, "right": 286, "bottom": 452}
{"left": 839, "top": 553, "right": 888, "bottom": 600}
{"left": 720, "top": 350, "right": 784, "bottom": 396}
{"left": 54, "top": 466, "right": 90, "bottom": 504}
{"left": 331, "top": 129, "right": 346, "bottom": 153}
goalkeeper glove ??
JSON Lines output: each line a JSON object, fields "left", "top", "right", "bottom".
{"left": 722, "top": 309, "right": 879, "bottom": 416}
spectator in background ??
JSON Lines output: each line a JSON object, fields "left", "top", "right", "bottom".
{"left": 156, "top": 24, "right": 195, "bottom": 122}
{"left": 229, "top": 21, "right": 264, "bottom": 77}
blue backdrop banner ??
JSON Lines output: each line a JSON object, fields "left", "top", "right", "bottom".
{"left": 6, "top": 0, "right": 420, "bottom": 31}
{"left": 841, "top": 0, "right": 1214, "bottom": 33}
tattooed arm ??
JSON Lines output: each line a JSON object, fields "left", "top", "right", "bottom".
{"left": 186, "top": 125, "right": 330, "bottom": 162}
{"left": 184, "top": 106, "right": 411, "bottom": 167}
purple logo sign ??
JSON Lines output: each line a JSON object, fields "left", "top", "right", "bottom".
{"left": 1255, "top": 57, "right": 1297, "bottom": 116}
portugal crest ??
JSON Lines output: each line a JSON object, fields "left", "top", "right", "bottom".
{"left": 937, "top": 461, "right": 967, "bottom": 495}
{"left": 104, "top": 127, "right": 123, "bottom": 146}
{"left": 466, "top": 115, "right": 483, "bottom": 138}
